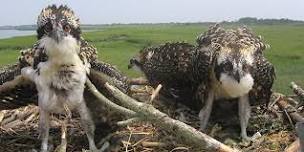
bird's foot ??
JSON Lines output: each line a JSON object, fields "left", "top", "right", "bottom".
{"left": 240, "top": 132, "right": 261, "bottom": 145}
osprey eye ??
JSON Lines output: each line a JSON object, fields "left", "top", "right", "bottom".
{"left": 223, "top": 63, "right": 233, "bottom": 71}
{"left": 63, "top": 25, "right": 71, "bottom": 32}
{"left": 44, "top": 24, "right": 52, "bottom": 33}
{"left": 243, "top": 65, "right": 251, "bottom": 71}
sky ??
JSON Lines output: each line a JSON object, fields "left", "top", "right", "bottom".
{"left": 0, "top": 0, "right": 304, "bottom": 26}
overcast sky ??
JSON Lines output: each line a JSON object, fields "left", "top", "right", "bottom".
{"left": 0, "top": 0, "right": 304, "bottom": 26}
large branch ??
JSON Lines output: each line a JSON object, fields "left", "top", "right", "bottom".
{"left": 85, "top": 78, "right": 136, "bottom": 117}
{"left": 103, "top": 83, "right": 238, "bottom": 152}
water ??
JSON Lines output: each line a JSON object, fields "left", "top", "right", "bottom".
{"left": 0, "top": 30, "right": 36, "bottom": 39}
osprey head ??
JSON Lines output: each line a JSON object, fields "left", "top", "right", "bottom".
{"left": 37, "top": 5, "right": 81, "bottom": 42}
{"left": 36, "top": 5, "right": 82, "bottom": 58}
{"left": 128, "top": 56, "right": 142, "bottom": 71}
{"left": 215, "top": 47, "right": 254, "bottom": 83}
{"left": 214, "top": 47, "right": 256, "bottom": 97}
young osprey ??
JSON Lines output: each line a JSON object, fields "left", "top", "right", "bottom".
{"left": 129, "top": 24, "right": 275, "bottom": 141}
{"left": 20, "top": 5, "right": 99, "bottom": 151}
{"left": 128, "top": 42, "right": 207, "bottom": 107}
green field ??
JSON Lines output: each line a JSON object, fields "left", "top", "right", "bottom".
{"left": 0, "top": 24, "right": 303, "bottom": 94}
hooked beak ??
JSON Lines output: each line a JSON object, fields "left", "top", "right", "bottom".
{"left": 50, "top": 26, "right": 64, "bottom": 43}
{"left": 128, "top": 58, "right": 136, "bottom": 69}
{"left": 233, "top": 71, "right": 241, "bottom": 83}
{"left": 128, "top": 58, "right": 141, "bottom": 69}
{"left": 127, "top": 64, "right": 133, "bottom": 69}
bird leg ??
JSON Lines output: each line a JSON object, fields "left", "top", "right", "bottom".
{"left": 77, "top": 100, "right": 98, "bottom": 151}
{"left": 39, "top": 109, "right": 50, "bottom": 152}
{"left": 238, "top": 94, "right": 252, "bottom": 142}
{"left": 199, "top": 90, "right": 214, "bottom": 131}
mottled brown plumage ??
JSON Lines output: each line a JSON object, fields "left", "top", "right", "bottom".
{"left": 196, "top": 24, "right": 275, "bottom": 105}
{"left": 129, "top": 42, "right": 212, "bottom": 107}
{"left": 249, "top": 54, "right": 275, "bottom": 105}
{"left": 130, "top": 24, "right": 275, "bottom": 141}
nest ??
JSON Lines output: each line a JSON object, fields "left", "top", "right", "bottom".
{"left": 0, "top": 85, "right": 300, "bottom": 152}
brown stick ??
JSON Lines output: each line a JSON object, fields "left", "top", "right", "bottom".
{"left": 274, "top": 93, "right": 304, "bottom": 122}
{"left": 128, "top": 77, "right": 149, "bottom": 85}
{"left": 104, "top": 83, "right": 238, "bottom": 152}
{"left": 141, "top": 141, "right": 166, "bottom": 147}
{"left": 149, "top": 84, "right": 162, "bottom": 102}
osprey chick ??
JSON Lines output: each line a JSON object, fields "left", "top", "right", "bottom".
{"left": 21, "top": 5, "right": 99, "bottom": 151}
{"left": 128, "top": 42, "right": 207, "bottom": 106}
{"left": 197, "top": 24, "right": 275, "bottom": 141}
{"left": 129, "top": 24, "right": 275, "bottom": 141}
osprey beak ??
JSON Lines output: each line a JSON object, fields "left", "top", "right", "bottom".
{"left": 234, "top": 71, "right": 241, "bottom": 83}
{"left": 127, "top": 64, "right": 133, "bottom": 69}
{"left": 50, "top": 26, "right": 64, "bottom": 43}
{"left": 128, "top": 58, "right": 137, "bottom": 69}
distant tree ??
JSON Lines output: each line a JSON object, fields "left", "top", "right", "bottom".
{"left": 238, "top": 17, "right": 258, "bottom": 24}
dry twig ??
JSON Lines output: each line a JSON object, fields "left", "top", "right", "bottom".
{"left": 149, "top": 84, "right": 162, "bottom": 103}
{"left": 128, "top": 77, "right": 149, "bottom": 85}
{"left": 273, "top": 93, "right": 304, "bottom": 123}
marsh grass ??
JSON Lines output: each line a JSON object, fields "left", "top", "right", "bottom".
{"left": 0, "top": 24, "right": 303, "bottom": 94}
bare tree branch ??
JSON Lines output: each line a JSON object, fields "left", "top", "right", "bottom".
{"left": 128, "top": 77, "right": 149, "bottom": 85}
{"left": 85, "top": 79, "right": 136, "bottom": 117}
{"left": 116, "top": 117, "right": 142, "bottom": 126}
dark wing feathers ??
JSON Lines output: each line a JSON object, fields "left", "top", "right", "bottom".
{"left": 133, "top": 42, "right": 212, "bottom": 108}
{"left": 137, "top": 42, "right": 195, "bottom": 85}
{"left": 249, "top": 54, "right": 275, "bottom": 105}
{"left": 0, "top": 64, "right": 21, "bottom": 85}
{"left": 91, "top": 60, "right": 129, "bottom": 93}
{"left": 79, "top": 39, "right": 129, "bottom": 92}
{"left": 79, "top": 38, "right": 98, "bottom": 64}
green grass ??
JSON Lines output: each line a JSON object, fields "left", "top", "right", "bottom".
{"left": 0, "top": 24, "right": 303, "bottom": 94}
